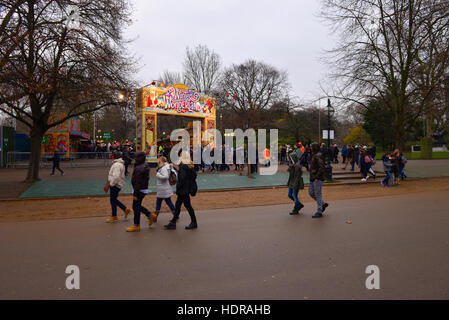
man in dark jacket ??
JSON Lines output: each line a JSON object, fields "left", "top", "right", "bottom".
{"left": 287, "top": 148, "right": 305, "bottom": 215}
{"left": 308, "top": 143, "right": 328, "bottom": 218}
{"left": 126, "top": 152, "right": 152, "bottom": 232}
{"left": 51, "top": 151, "right": 64, "bottom": 176}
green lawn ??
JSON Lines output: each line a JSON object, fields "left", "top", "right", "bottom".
{"left": 375, "top": 151, "right": 449, "bottom": 160}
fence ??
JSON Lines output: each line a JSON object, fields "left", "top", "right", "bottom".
{"left": 6, "top": 152, "right": 114, "bottom": 168}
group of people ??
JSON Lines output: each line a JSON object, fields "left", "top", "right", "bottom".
{"left": 381, "top": 149, "right": 407, "bottom": 187}
{"left": 105, "top": 150, "right": 198, "bottom": 232}
{"left": 286, "top": 142, "right": 329, "bottom": 218}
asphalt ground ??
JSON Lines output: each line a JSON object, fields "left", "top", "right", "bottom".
{"left": 0, "top": 190, "right": 448, "bottom": 299}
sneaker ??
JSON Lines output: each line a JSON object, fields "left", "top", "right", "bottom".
{"left": 321, "top": 203, "right": 329, "bottom": 213}
{"left": 312, "top": 212, "right": 323, "bottom": 218}
{"left": 124, "top": 208, "right": 131, "bottom": 219}
{"left": 361, "top": 178, "right": 367, "bottom": 182}
{"left": 61, "top": 172, "right": 65, "bottom": 176}
{"left": 148, "top": 213, "right": 157, "bottom": 226}
{"left": 106, "top": 216, "right": 118, "bottom": 223}
{"left": 381, "top": 181, "right": 385, "bottom": 187}
{"left": 126, "top": 225, "right": 140, "bottom": 232}
{"left": 50, "top": 173, "right": 54, "bottom": 176}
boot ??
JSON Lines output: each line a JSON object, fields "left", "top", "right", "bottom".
{"left": 185, "top": 221, "right": 198, "bottom": 230}
{"left": 124, "top": 208, "right": 131, "bottom": 219}
{"left": 106, "top": 216, "right": 118, "bottom": 223}
{"left": 312, "top": 212, "right": 323, "bottom": 219}
{"left": 126, "top": 225, "right": 140, "bottom": 232}
{"left": 154, "top": 210, "right": 160, "bottom": 222}
{"left": 289, "top": 207, "right": 299, "bottom": 215}
{"left": 164, "top": 222, "right": 176, "bottom": 230}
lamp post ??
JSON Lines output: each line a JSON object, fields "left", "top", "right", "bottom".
{"left": 325, "top": 99, "right": 335, "bottom": 180}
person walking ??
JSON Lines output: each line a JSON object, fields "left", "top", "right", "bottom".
{"left": 148, "top": 156, "right": 176, "bottom": 225}
{"left": 122, "top": 146, "right": 132, "bottom": 176}
{"left": 342, "top": 145, "right": 353, "bottom": 170}
{"left": 341, "top": 144, "right": 347, "bottom": 165}
{"left": 164, "top": 152, "right": 198, "bottom": 230}
{"left": 50, "top": 151, "right": 64, "bottom": 176}
{"left": 360, "top": 148, "right": 376, "bottom": 182}
{"left": 287, "top": 147, "right": 305, "bottom": 215}
{"left": 381, "top": 152, "right": 394, "bottom": 187}
{"left": 104, "top": 151, "right": 131, "bottom": 222}
{"left": 308, "top": 142, "right": 328, "bottom": 218}
{"left": 126, "top": 152, "right": 152, "bottom": 232}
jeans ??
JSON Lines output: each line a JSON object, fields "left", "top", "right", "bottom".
{"left": 309, "top": 180, "right": 324, "bottom": 213}
{"left": 288, "top": 188, "right": 301, "bottom": 208}
{"left": 133, "top": 192, "right": 151, "bottom": 226}
{"left": 382, "top": 171, "right": 391, "bottom": 186}
{"left": 155, "top": 197, "right": 176, "bottom": 212}
{"left": 171, "top": 194, "right": 197, "bottom": 224}
{"left": 399, "top": 164, "right": 406, "bottom": 178}
{"left": 110, "top": 186, "right": 127, "bottom": 216}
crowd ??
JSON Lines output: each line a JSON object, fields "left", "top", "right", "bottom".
{"left": 102, "top": 140, "right": 409, "bottom": 232}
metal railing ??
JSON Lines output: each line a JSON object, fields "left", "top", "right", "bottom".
{"left": 6, "top": 152, "right": 114, "bottom": 168}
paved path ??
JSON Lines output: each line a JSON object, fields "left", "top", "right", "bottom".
{"left": 1, "top": 191, "right": 448, "bottom": 299}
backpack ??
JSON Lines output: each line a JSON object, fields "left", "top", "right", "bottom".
{"left": 365, "top": 155, "right": 373, "bottom": 164}
{"left": 169, "top": 168, "right": 177, "bottom": 186}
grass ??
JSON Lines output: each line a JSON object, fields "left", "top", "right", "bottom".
{"left": 375, "top": 151, "right": 449, "bottom": 160}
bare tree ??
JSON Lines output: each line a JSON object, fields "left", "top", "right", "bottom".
{"left": 320, "top": 0, "right": 449, "bottom": 149}
{"left": 183, "top": 44, "right": 221, "bottom": 94}
{"left": 0, "top": 0, "right": 136, "bottom": 181}
{"left": 219, "top": 59, "right": 289, "bottom": 129}
{"left": 159, "top": 70, "right": 184, "bottom": 86}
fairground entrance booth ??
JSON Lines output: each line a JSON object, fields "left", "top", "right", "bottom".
{"left": 136, "top": 83, "right": 216, "bottom": 165}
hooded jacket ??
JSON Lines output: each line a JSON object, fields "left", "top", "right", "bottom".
{"left": 287, "top": 150, "right": 304, "bottom": 190}
{"left": 108, "top": 158, "right": 125, "bottom": 188}
{"left": 131, "top": 152, "right": 150, "bottom": 196}
{"left": 156, "top": 163, "right": 174, "bottom": 199}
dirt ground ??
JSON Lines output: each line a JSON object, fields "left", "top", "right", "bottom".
{"left": 1, "top": 177, "right": 448, "bottom": 222}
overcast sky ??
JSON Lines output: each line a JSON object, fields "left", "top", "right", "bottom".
{"left": 125, "top": 0, "right": 335, "bottom": 102}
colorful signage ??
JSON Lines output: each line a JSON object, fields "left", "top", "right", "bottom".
{"left": 140, "top": 84, "right": 216, "bottom": 118}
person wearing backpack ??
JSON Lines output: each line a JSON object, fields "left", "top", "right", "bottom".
{"left": 164, "top": 152, "right": 198, "bottom": 230}
{"left": 148, "top": 156, "right": 176, "bottom": 225}
{"left": 360, "top": 148, "right": 376, "bottom": 182}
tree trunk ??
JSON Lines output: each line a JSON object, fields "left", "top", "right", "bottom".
{"left": 26, "top": 130, "right": 44, "bottom": 182}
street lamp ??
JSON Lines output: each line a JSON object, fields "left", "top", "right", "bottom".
{"left": 325, "top": 99, "right": 335, "bottom": 180}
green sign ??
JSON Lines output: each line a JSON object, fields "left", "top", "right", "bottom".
{"left": 101, "top": 132, "right": 113, "bottom": 140}
{"left": 42, "top": 136, "right": 47, "bottom": 145}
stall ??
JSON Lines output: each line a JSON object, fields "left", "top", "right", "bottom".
{"left": 136, "top": 83, "right": 216, "bottom": 163}
{"left": 41, "top": 114, "right": 90, "bottom": 157}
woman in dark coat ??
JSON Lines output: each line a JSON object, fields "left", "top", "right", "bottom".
{"left": 164, "top": 152, "right": 198, "bottom": 230}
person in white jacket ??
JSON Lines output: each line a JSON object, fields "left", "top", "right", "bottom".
{"left": 104, "top": 151, "right": 131, "bottom": 222}
{"left": 149, "top": 156, "right": 176, "bottom": 225}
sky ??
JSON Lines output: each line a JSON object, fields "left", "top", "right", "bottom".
{"left": 125, "top": 0, "right": 336, "bottom": 103}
